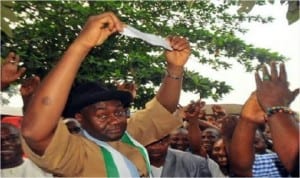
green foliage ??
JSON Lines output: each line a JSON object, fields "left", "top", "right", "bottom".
{"left": 232, "top": 0, "right": 300, "bottom": 25}
{"left": 286, "top": 0, "right": 300, "bottom": 25}
{"left": 1, "top": 1, "right": 286, "bottom": 108}
{"left": 1, "top": 1, "right": 18, "bottom": 37}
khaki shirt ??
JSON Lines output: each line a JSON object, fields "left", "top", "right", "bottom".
{"left": 22, "top": 98, "right": 182, "bottom": 177}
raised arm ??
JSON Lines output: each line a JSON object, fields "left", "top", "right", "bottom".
{"left": 21, "top": 12, "right": 123, "bottom": 155}
{"left": 230, "top": 62, "right": 299, "bottom": 176}
{"left": 185, "top": 100, "right": 208, "bottom": 157}
{"left": 255, "top": 62, "right": 299, "bottom": 175}
{"left": 230, "top": 91, "right": 265, "bottom": 176}
{"left": 156, "top": 36, "right": 191, "bottom": 113}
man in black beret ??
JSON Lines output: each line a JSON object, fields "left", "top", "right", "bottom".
{"left": 21, "top": 12, "right": 192, "bottom": 177}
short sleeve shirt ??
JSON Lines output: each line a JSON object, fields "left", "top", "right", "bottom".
{"left": 252, "top": 153, "right": 289, "bottom": 177}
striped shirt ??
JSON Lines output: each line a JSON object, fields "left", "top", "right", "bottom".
{"left": 253, "top": 153, "right": 289, "bottom": 177}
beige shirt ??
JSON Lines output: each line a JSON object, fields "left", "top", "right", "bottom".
{"left": 1, "top": 158, "right": 53, "bottom": 177}
{"left": 22, "top": 98, "right": 182, "bottom": 177}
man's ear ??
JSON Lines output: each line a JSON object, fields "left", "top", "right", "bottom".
{"left": 74, "top": 113, "right": 83, "bottom": 125}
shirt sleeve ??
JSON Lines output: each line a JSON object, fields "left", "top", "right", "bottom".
{"left": 126, "top": 97, "right": 182, "bottom": 146}
{"left": 21, "top": 120, "right": 106, "bottom": 176}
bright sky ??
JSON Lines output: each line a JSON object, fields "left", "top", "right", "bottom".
{"left": 181, "top": 2, "right": 300, "bottom": 112}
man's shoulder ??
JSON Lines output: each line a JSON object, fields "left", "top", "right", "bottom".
{"left": 168, "top": 148, "right": 207, "bottom": 162}
{"left": 254, "top": 152, "right": 279, "bottom": 162}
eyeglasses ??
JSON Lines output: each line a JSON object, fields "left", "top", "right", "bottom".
{"left": 96, "top": 111, "right": 128, "bottom": 121}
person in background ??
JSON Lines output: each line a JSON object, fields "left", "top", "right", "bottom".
{"left": 1, "top": 52, "right": 26, "bottom": 91}
{"left": 218, "top": 114, "right": 240, "bottom": 177}
{"left": 145, "top": 135, "right": 211, "bottom": 177}
{"left": 254, "top": 130, "right": 269, "bottom": 154}
{"left": 211, "top": 138, "right": 230, "bottom": 176}
{"left": 0, "top": 52, "right": 53, "bottom": 177}
{"left": 1, "top": 52, "right": 26, "bottom": 127}
{"left": 183, "top": 100, "right": 225, "bottom": 177}
{"left": 169, "top": 127, "right": 190, "bottom": 152}
{"left": 230, "top": 62, "right": 299, "bottom": 177}
{"left": 1, "top": 123, "right": 53, "bottom": 177}
{"left": 21, "top": 12, "right": 190, "bottom": 177}
{"left": 262, "top": 124, "right": 273, "bottom": 151}
{"left": 201, "top": 127, "right": 221, "bottom": 157}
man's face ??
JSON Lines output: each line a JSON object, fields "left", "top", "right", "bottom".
{"left": 78, "top": 100, "right": 127, "bottom": 141}
{"left": 146, "top": 136, "right": 170, "bottom": 163}
{"left": 170, "top": 132, "right": 189, "bottom": 151}
{"left": 254, "top": 132, "right": 267, "bottom": 154}
{"left": 201, "top": 129, "right": 219, "bottom": 153}
{"left": 1, "top": 124, "right": 23, "bottom": 168}
{"left": 212, "top": 139, "right": 228, "bottom": 167}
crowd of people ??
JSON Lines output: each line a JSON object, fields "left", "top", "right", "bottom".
{"left": 1, "top": 12, "right": 299, "bottom": 177}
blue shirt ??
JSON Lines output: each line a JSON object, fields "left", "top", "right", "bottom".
{"left": 252, "top": 153, "right": 289, "bottom": 177}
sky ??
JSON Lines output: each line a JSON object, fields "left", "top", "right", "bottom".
{"left": 2, "top": 1, "right": 300, "bottom": 114}
{"left": 180, "top": 1, "right": 300, "bottom": 112}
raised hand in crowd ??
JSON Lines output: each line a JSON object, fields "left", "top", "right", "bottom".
{"left": 230, "top": 62, "right": 299, "bottom": 177}
{"left": 20, "top": 76, "right": 41, "bottom": 113}
{"left": 1, "top": 52, "right": 26, "bottom": 90}
{"left": 255, "top": 62, "right": 299, "bottom": 111}
{"left": 212, "top": 104, "right": 226, "bottom": 119}
{"left": 184, "top": 100, "right": 207, "bottom": 157}
{"left": 255, "top": 62, "right": 299, "bottom": 175}
{"left": 116, "top": 81, "right": 137, "bottom": 99}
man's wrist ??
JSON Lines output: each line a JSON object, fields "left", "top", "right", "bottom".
{"left": 72, "top": 38, "right": 94, "bottom": 53}
{"left": 165, "top": 66, "right": 184, "bottom": 80}
{"left": 239, "top": 118, "right": 258, "bottom": 130}
{"left": 166, "top": 65, "right": 184, "bottom": 75}
{"left": 266, "top": 109, "right": 297, "bottom": 122}
{"left": 165, "top": 70, "right": 183, "bottom": 80}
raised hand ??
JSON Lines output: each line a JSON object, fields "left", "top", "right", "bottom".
{"left": 1, "top": 52, "right": 26, "bottom": 90}
{"left": 184, "top": 100, "right": 205, "bottom": 122}
{"left": 20, "top": 75, "right": 41, "bottom": 112}
{"left": 165, "top": 36, "right": 191, "bottom": 69}
{"left": 117, "top": 82, "right": 137, "bottom": 99}
{"left": 74, "top": 12, "right": 123, "bottom": 49}
{"left": 212, "top": 104, "right": 226, "bottom": 119}
{"left": 255, "top": 62, "right": 299, "bottom": 111}
{"left": 240, "top": 92, "right": 265, "bottom": 124}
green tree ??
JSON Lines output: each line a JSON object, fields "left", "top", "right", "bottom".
{"left": 1, "top": 1, "right": 287, "bottom": 108}
{"left": 230, "top": 0, "right": 300, "bottom": 25}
